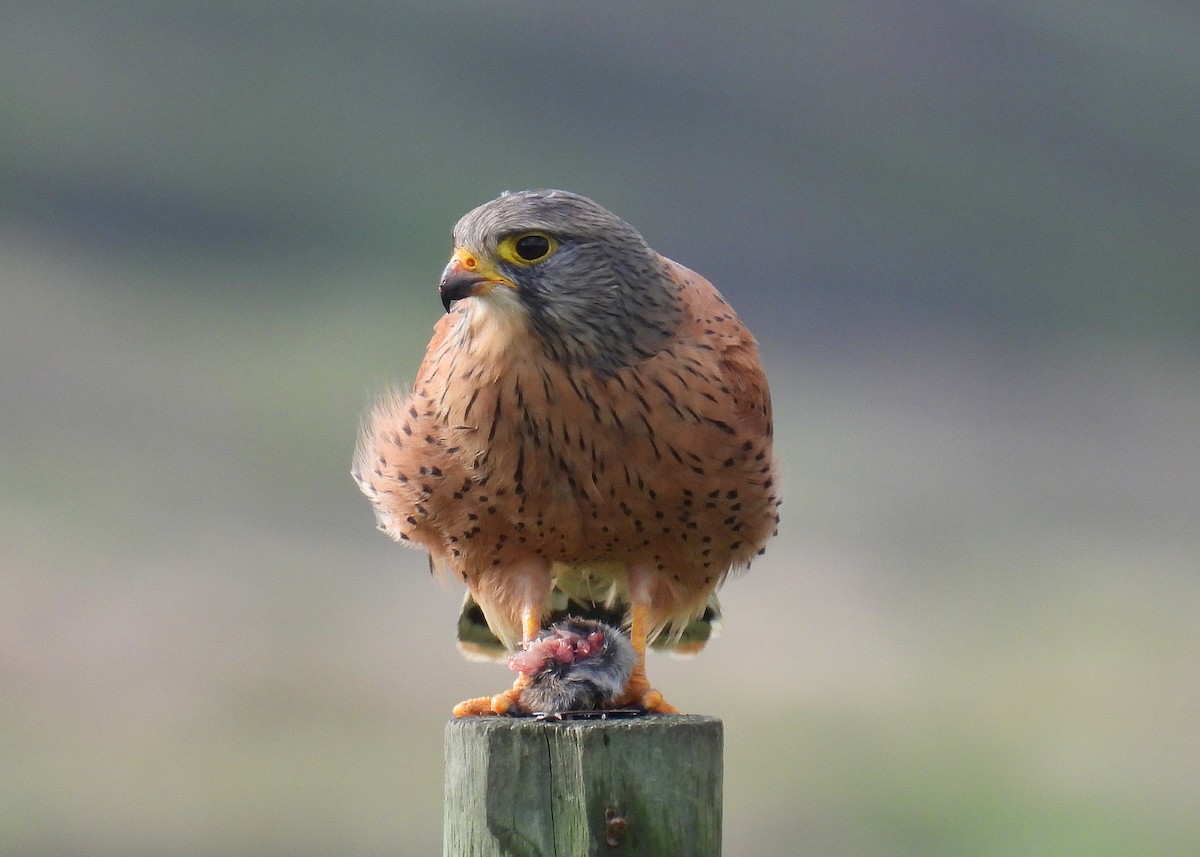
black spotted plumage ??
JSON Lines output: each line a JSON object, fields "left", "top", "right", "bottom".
{"left": 353, "top": 189, "right": 779, "bottom": 715}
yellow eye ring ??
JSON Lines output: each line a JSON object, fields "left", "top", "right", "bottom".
{"left": 498, "top": 232, "right": 557, "bottom": 265}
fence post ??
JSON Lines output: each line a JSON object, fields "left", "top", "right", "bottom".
{"left": 444, "top": 715, "right": 722, "bottom": 856}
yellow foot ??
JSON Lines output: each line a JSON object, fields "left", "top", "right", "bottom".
{"left": 614, "top": 673, "right": 680, "bottom": 714}
{"left": 452, "top": 687, "right": 525, "bottom": 717}
{"left": 637, "top": 688, "right": 680, "bottom": 715}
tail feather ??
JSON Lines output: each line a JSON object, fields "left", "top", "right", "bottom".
{"left": 455, "top": 589, "right": 721, "bottom": 661}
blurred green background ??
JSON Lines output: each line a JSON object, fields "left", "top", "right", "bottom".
{"left": 3, "top": 2, "right": 1198, "bottom": 855}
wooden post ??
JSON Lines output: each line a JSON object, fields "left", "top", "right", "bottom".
{"left": 444, "top": 715, "right": 722, "bottom": 856}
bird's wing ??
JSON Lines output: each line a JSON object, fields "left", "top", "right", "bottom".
{"left": 663, "top": 257, "right": 773, "bottom": 441}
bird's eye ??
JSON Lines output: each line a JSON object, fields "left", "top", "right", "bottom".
{"left": 497, "top": 232, "right": 558, "bottom": 266}
{"left": 513, "top": 233, "right": 552, "bottom": 262}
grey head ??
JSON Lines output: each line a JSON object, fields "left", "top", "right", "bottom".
{"left": 450, "top": 189, "right": 683, "bottom": 373}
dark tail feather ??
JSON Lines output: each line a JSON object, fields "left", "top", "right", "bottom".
{"left": 455, "top": 591, "right": 720, "bottom": 660}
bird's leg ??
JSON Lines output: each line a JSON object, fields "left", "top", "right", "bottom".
{"left": 614, "top": 601, "right": 680, "bottom": 714}
{"left": 452, "top": 606, "right": 542, "bottom": 717}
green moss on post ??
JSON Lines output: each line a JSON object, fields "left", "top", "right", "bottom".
{"left": 444, "top": 715, "right": 722, "bottom": 856}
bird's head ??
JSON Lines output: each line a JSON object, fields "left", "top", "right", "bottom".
{"left": 439, "top": 189, "right": 682, "bottom": 373}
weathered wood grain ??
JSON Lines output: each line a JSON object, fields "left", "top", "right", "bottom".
{"left": 444, "top": 715, "right": 722, "bottom": 856}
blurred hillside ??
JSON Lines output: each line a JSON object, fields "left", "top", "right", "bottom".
{"left": 5, "top": 1, "right": 1199, "bottom": 344}
{"left": 2, "top": 2, "right": 1198, "bottom": 856}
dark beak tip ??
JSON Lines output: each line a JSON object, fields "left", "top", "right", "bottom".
{"left": 438, "top": 273, "right": 486, "bottom": 313}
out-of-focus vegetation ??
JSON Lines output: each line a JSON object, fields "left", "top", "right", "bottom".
{"left": 2, "top": 3, "right": 1197, "bottom": 855}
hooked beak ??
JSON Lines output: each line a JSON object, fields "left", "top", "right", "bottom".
{"left": 438, "top": 248, "right": 512, "bottom": 313}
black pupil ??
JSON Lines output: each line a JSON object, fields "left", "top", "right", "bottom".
{"left": 515, "top": 234, "right": 549, "bottom": 261}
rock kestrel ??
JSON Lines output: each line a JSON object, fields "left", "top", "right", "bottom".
{"left": 353, "top": 189, "right": 779, "bottom": 715}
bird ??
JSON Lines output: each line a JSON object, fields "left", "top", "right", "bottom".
{"left": 353, "top": 189, "right": 779, "bottom": 716}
